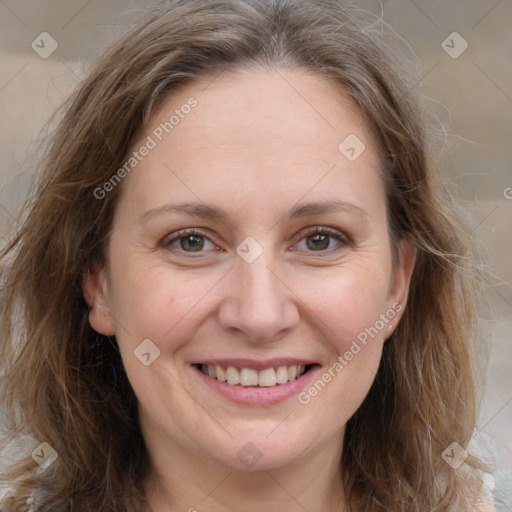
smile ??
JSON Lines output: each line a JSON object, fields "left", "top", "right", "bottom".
{"left": 197, "top": 364, "right": 311, "bottom": 387}
{"left": 191, "top": 359, "right": 319, "bottom": 405}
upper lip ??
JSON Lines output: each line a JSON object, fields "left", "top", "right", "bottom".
{"left": 191, "top": 358, "right": 318, "bottom": 370}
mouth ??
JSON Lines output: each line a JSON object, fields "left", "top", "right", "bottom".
{"left": 191, "top": 359, "right": 320, "bottom": 405}
{"left": 193, "top": 363, "right": 315, "bottom": 387}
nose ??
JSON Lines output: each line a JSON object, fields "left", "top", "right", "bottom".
{"left": 217, "top": 253, "right": 300, "bottom": 343}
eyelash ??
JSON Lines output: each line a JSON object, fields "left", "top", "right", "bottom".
{"left": 162, "top": 226, "right": 351, "bottom": 255}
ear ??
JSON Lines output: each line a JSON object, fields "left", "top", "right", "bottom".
{"left": 82, "top": 263, "right": 116, "bottom": 336}
{"left": 387, "top": 237, "right": 416, "bottom": 326}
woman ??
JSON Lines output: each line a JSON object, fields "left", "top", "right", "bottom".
{"left": 0, "top": 1, "right": 494, "bottom": 510}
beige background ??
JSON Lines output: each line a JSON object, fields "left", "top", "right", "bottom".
{"left": 0, "top": 0, "right": 511, "bottom": 505}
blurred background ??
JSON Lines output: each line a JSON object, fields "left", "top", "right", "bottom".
{"left": 0, "top": 0, "right": 510, "bottom": 508}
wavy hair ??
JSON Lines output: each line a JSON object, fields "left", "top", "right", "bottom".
{"left": 0, "top": 1, "right": 487, "bottom": 510}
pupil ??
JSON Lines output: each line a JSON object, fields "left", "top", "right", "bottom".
{"left": 181, "top": 235, "right": 204, "bottom": 251}
{"left": 307, "top": 234, "right": 329, "bottom": 251}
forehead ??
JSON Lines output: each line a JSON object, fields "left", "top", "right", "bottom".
{"left": 115, "top": 66, "right": 384, "bottom": 221}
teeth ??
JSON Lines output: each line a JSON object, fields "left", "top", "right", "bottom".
{"left": 240, "top": 368, "right": 258, "bottom": 386}
{"left": 216, "top": 366, "right": 227, "bottom": 382}
{"left": 226, "top": 366, "right": 240, "bottom": 385}
{"left": 258, "top": 368, "right": 276, "bottom": 387}
{"left": 276, "top": 366, "right": 289, "bottom": 384}
{"left": 200, "top": 364, "right": 308, "bottom": 387}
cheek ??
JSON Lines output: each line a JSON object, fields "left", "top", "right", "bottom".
{"left": 107, "top": 262, "right": 212, "bottom": 407}
{"left": 295, "top": 269, "right": 389, "bottom": 423}
{"left": 108, "top": 255, "right": 221, "bottom": 350}
{"left": 297, "top": 260, "right": 392, "bottom": 353}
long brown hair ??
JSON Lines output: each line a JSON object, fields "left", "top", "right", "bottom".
{"left": 0, "top": 1, "right": 487, "bottom": 510}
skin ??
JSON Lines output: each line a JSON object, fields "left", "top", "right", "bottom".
{"left": 83, "top": 67, "right": 415, "bottom": 512}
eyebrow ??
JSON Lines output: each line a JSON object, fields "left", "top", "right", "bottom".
{"left": 140, "top": 199, "right": 368, "bottom": 223}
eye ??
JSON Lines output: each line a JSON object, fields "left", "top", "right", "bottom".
{"left": 161, "top": 226, "right": 351, "bottom": 256}
{"left": 163, "top": 228, "right": 219, "bottom": 254}
{"left": 294, "top": 226, "right": 351, "bottom": 253}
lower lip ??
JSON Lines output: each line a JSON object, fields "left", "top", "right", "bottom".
{"left": 192, "top": 366, "right": 319, "bottom": 405}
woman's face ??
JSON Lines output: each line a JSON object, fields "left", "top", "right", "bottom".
{"left": 84, "top": 67, "right": 414, "bottom": 473}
